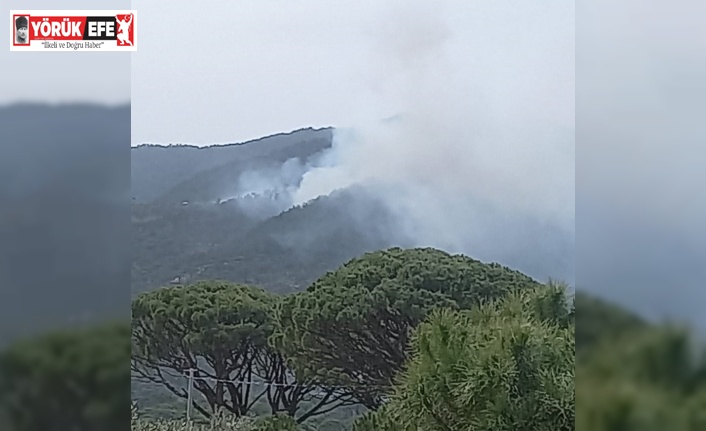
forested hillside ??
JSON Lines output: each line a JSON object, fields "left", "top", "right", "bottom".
{"left": 130, "top": 128, "right": 419, "bottom": 295}
{"left": 131, "top": 187, "right": 406, "bottom": 295}
{"left": 131, "top": 128, "right": 332, "bottom": 204}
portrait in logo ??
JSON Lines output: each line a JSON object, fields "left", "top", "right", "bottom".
{"left": 115, "top": 13, "right": 133, "bottom": 46}
{"left": 14, "top": 15, "right": 29, "bottom": 44}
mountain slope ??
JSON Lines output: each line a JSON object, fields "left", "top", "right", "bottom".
{"left": 131, "top": 127, "right": 332, "bottom": 203}
{"left": 0, "top": 103, "right": 130, "bottom": 344}
{"left": 131, "top": 186, "right": 407, "bottom": 294}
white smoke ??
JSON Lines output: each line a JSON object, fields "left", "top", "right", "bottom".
{"left": 287, "top": 2, "right": 574, "bottom": 281}
{"left": 219, "top": 158, "right": 309, "bottom": 218}
{"left": 230, "top": 1, "right": 575, "bottom": 282}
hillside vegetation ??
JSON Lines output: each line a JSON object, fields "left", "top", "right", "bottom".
{"left": 130, "top": 128, "right": 418, "bottom": 296}
{"left": 3, "top": 246, "right": 705, "bottom": 430}
{"left": 131, "top": 248, "right": 544, "bottom": 426}
{"left": 131, "top": 128, "right": 332, "bottom": 204}
{"left": 132, "top": 187, "right": 403, "bottom": 295}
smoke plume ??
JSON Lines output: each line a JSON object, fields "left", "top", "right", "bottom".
{"left": 297, "top": 2, "right": 572, "bottom": 282}
{"left": 230, "top": 2, "right": 575, "bottom": 283}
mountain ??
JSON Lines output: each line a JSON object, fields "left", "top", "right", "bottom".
{"left": 131, "top": 128, "right": 332, "bottom": 203}
{"left": 131, "top": 183, "right": 408, "bottom": 295}
{"left": 0, "top": 103, "right": 130, "bottom": 344}
{"left": 131, "top": 126, "right": 574, "bottom": 295}
{"left": 130, "top": 126, "right": 417, "bottom": 295}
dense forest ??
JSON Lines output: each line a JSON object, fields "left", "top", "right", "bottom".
{"left": 2, "top": 247, "right": 705, "bottom": 430}
{"left": 131, "top": 186, "right": 404, "bottom": 295}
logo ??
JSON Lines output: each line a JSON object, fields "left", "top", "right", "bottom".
{"left": 10, "top": 10, "right": 137, "bottom": 51}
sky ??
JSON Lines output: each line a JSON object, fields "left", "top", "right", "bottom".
{"left": 1, "top": 0, "right": 130, "bottom": 106}
{"left": 576, "top": 0, "right": 706, "bottom": 328}
{"left": 131, "top": 0, "right": 573, "bottom": 146}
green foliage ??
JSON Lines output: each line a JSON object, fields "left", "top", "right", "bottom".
{"left": 274, "top": 248, "right": 540, "bottom": 408}
{"left": 357, "top": 285, "right": 574, "bottom": 431}
{"left": 307, "top": 247, "right": 540, "bottom": 309}
{"left": 132, "top": 280, "right": 349, "bottom": 422}
{"left": 582, "top": 326, "right": 706, "bottom": 393}
{"left": 254, "top": 414, "right": 300, "bottom": 430}
{"left": 573, "top": 291, "right": 646, "bottom": 357}
{"left": 132, "top": 280, "right": 276, "bottom": 361}
{"left": 132, "top": 404, "right": 307, "bottom": 430}
{"left": 127, "top": 244, "right": 706, "bottom": 431}
{"left": 351, "top": 405, "right": 403, "bottom": 431}
{"left": 128, "top": 246, "right": 706, "bottom": 431}
{"left": 0, "top": 321, "right": 130, "bottom": 431}
{"left": 577, "top": 324, "right": 706, "bottom": 431}
{"left": 132, "top": 405, "right": 257, "bottom": 430}
{"left": 132, "top": 281, "right": 279, "bottom": 417}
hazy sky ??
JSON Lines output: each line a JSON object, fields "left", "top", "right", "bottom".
{"left": 1, "top": 0, "right": 130, "bottom": 106}
{"left": 577, "top": 0, "right": 706, "bottom": 328}
{"left": 131, "top": 0, "right": 573, "bottom": 146}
